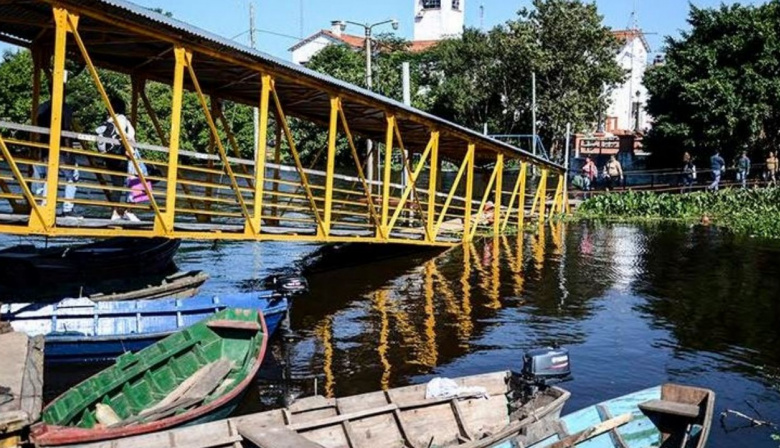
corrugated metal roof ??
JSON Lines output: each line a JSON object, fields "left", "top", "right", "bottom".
{"left": 0, "top": 0, "right": 564, "bottom": 171}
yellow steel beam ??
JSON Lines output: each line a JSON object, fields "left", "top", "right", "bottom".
{"left": 468, "top": 155, "right": 501, "bottom": 241}
{"left": 393, "top": 123, "right": 429, "bottom": 234}
{"left": 184, "top": 54, "right": 257, "bottom": 235}
{"left": 214, "top": 99, "right": 254, "bottom": 189}
{"left": 501, "top": 161, "right": 525, "bottom": 233}
{"left": 322, "top": 96, "right": 339, "bottom": 237}
{"left": 381, "top": 115, "right": 395, "bottom": 236}
{"left": 159, "top": 47, "right": 187, "bottom": 234}
{"left": 68, "top": 12, "right": 167, "bottom": 232}
{"left": 433, "top": 145, "right": 473, "bottom": 238}
{"left": 270, "top": 81, "right": 326, "bottom": 235}
{"left": 249, "top": 74, "right": 271, "bottom": 235}
{"left": 426, "top": 131, "right": 439, "bottom": 241}
{"left": 0, "top": 135, "right": 47, "bottom": 230}
{"left": 35, "top": 7, "right": 73, "bottom": 231}
{"left": 462, "top": 143, "right": 476, "bottom": 243}
{"left": 493, "top": 155, "right": 504, "bottom": 236}
{"left": 337, "top": 104, "right": 384, "bottom": 237}
{"left": 386, "top": 134, "right": 434, "bottom": 236}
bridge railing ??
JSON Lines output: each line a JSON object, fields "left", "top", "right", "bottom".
{"left": 0, "top": 2, "right": 569, "bottom": 246}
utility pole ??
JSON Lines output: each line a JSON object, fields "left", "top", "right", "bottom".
{"left": 532, "top": 71, "right": 537, "bottom": 158}
{"left": 401, "top": 62, "right": 410, "bottom": 191}
{"left": 250, "top": 2, "right": 259, "bottom": 162}
{"left": 365, "top": 27, "right": 374, "bottom": 190}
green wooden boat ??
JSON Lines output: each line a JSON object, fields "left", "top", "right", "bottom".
{"left": 30, "top": 308, "right": 268, "bottom": 446}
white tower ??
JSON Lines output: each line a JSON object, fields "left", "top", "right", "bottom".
{"left": 413, "top": 0, "right": 464, "bottom": 42}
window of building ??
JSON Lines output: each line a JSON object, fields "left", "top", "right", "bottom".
{"left": 452, "top": 0, "right": 461, "bottom": 9}
{"left": 631, "top": 102, "right": 642, "bottom": 130}
{"left": 422, "top": 0, "right": 441, "bottom": 9}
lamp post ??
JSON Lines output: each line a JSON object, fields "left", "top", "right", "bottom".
{"left": 334, "top": 19, "right": 399, "bottom": 190}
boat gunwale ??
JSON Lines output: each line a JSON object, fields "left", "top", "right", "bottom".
{"left": 30, "top": 308, "right": 270, "bottom": 446}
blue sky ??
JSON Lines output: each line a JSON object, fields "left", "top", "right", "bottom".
{"left": 0, "top": 0, "right": 766, "bottom": 58}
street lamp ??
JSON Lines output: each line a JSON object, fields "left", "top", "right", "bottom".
{"left": 335, "top": 18, "right": 399, "bottom": 187}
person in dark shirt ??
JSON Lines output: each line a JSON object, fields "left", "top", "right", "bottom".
{"left": 736, "top": 150, "right": 751, "bottom": 189}
{"left": 681, "top": 152, "right": 696, "bottom": 193}
{"left": 708, "top": 150, "right": 726, "bottom": 191}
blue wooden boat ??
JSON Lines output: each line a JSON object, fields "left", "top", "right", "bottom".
{"left": 494, "top": 383, "right": 715, "bottom": 448}
{"left": 0, "top": 291, "right": 290, "bottom": 364}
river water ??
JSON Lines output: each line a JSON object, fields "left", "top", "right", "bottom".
{"left": 6, "top": 221, "right": 780, "bottom": 447}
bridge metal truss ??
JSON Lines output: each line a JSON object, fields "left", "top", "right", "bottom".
{"left": 0, "top": 1, "right": 569, "bottom": 246}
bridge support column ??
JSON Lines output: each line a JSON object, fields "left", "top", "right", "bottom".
{"left": 462, "top": 143, "right": 475, "bottom": 243}
{"left": 493, "top": 155, "right": 504, "bottom": 236}
{"left": 426, "top": 131, "right": 439, "bottom": 243}
{"left": 380, "top": 115, "right": 396, "bottom": 238}
{"left": 32, "top": 8, "right": 76, "bottom": 232}
{"left": 322, "top": 96, "right": 339, "bottom": 238}
{"left": 158, "top": 47, "right": 188, "bottom": 234}
{"left": 246, "top": 74, "right": 271, "bottom": 237}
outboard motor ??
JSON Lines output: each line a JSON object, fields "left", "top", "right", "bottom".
{"left": 269, "top": 275, "right": 309, "bottom": 296}
{"left": 516, "top": 347, "right": 572, "bottom": 400}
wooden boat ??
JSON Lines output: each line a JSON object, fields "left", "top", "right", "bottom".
{"left": 87, "top": 270, "right": 209, "bottom": 302}
{"left": 0, "top": 237, "right": 181, "bottom": 287}
{"left": 30, "top": 307, "right": 269, "bottom": 446}
{"left": 53, "top": 371, "right": 571, "bottom": 448}
{"left": 509, "top": 383, "right": 715, "bottom": 448}
{"left": 1, "top": 290, "right": 289, "bottom": 364}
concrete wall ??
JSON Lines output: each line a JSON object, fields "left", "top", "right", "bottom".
{"left": 606, "top": 37, "right": 651, "bottom": 132}
{"left": 413, "top": 0, "right": 464, "bottom": 41}
{"left": 292, "top": 35, "right": 335, "bottom": 65}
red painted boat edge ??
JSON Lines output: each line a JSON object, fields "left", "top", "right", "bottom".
{"left": 31, "top": 309, "right": 270, "bottom": 446}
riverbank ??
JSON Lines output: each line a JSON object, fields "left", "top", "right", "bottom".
{"left": 576, "top": 188, "right": 780, "bottom": 238}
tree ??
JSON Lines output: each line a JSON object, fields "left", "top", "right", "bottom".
{"left": 297, "top": 35, "right": 426, "bottom": 167}
{"left": 644, "top": 2, "right": 780, "bottom": 164}
{"left": 421, "top": 0, "right": 623, "bottom": 156}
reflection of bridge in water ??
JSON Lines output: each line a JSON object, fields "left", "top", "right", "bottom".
{"left": 309, "top": 223, "right": 576, "bottom": 396}
{"left": 0, "top": 1, "right": 568, "bottom": 247}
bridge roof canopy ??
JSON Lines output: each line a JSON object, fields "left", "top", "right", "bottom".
{"left": 0, "top": 0, "right": 563, "bottom": 171}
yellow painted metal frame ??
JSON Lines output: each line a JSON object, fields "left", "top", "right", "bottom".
{"left": 0, "top": 3, "right": 573, "bottom": 247}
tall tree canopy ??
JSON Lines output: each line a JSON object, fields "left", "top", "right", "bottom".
{"left": 422, "top": 0, "right": 623, "bottom": 154}
{"left": 645, "top": 1, "right": 780, "bottom": 164}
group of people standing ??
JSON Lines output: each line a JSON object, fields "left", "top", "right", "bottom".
{"left": 577, "top": 155, "right": 624, "bottom": 194}
{"left": 33, "top": 87, "right": 148, "bottom": 221}
{"left": 687, "top": 149, "right": 778, "bottom": 192}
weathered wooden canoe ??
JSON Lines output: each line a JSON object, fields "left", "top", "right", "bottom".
{"left": 505, "top": 383, "right": 715, "bottom": 448}
{"left": 30, "top": 308, "right": 269, "bottom": 446}
{"left": 87, "top": 270, "right": 209, "bottom": 302}
{"left": 52, "top": 371, "right": 570, "bottom": 448}
{"left": 1, "top": 291, "right": 289, "bottom": 364}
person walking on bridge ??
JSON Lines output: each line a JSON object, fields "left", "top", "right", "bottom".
{"left": 736, "top": 150, "right": 751, "bottom": 189}
{"left": 603, "top": 155, "right": 623, "bottom": 191}
{"left": 682, "top": 152, "right": 696, "bottom": 193}
{"left": 765, "top": 151, "right": 777, "bottom": 187}
{"left": 581, "top": 156, "right": 598, "bottom": 197}
{"left": 708, "top": 150, "right": 726, "bottom": 191}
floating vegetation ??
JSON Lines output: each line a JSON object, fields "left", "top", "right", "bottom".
{"left": 577, "top": 188, "right": 780, "bottom": 239}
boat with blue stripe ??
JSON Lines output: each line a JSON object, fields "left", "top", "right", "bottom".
{"left": 498, "top": 383, "right": 715, "bottom": 448}
{"left": 1, "top": 291, "right": 291, "bottom": 364}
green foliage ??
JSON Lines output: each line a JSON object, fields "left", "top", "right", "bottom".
{"left": 645, "top": 2, "right": 780, "bottom": 164}
{"left": 421, "top": 0, "right": 623, "bottom": 149}
{"left": 0, "top": 48, "right": 256, "bottom": 161}
{"left": 578, "top": 189, "right": 780, "bottom": 238}
{"left": 0, "top": 50, "right": 34, "bottom": 124}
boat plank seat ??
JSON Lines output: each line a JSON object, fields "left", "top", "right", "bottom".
{"left": 206, "top": 320, "right": 260, "bottom": 331}
{"left": 237, "top": 424, "right": 326, "bottom": 448}
{"left": 638, "top": 400, "right": 699, "bottom": 419}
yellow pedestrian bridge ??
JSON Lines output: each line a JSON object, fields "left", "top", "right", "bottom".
{"left": 0, "top": 0, "right": 568, "bottom": 246}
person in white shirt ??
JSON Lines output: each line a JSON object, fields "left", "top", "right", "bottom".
{"left": 95, "top": 96, "right": 146, "bottom": 222}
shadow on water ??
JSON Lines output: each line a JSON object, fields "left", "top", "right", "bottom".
{"left": 6, "top": 221, "right": 780, "bottom": 447}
